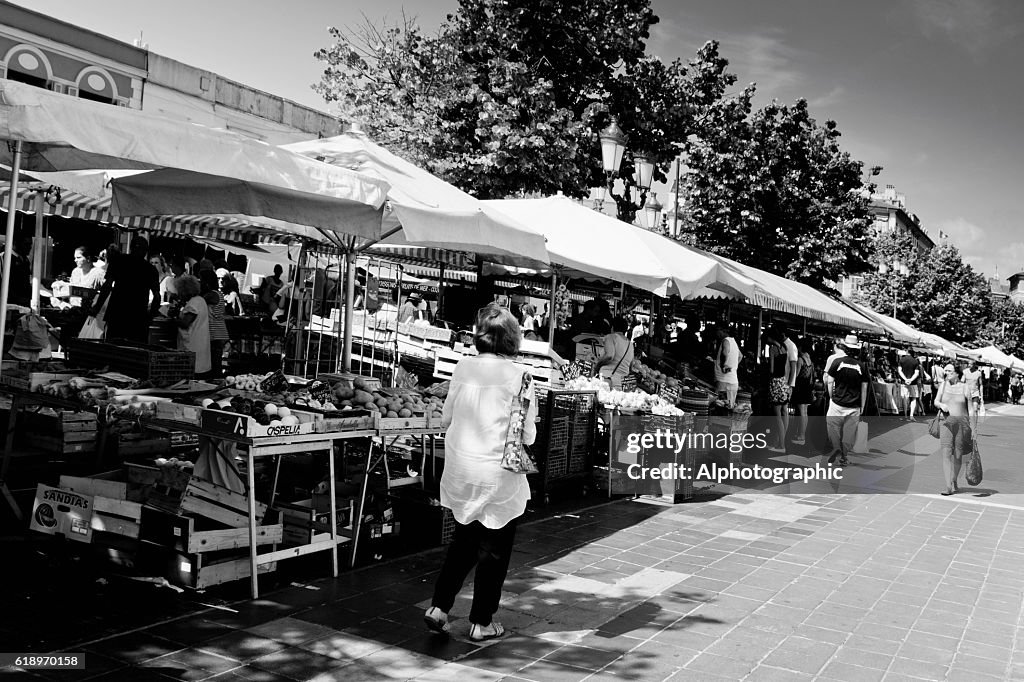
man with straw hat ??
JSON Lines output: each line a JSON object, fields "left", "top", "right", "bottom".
{"left": 825, "top": 333, "right": 868, "bottom": 466}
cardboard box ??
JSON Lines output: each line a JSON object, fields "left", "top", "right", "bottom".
{"left": 28, "top": 484, "right": 93, "bottom": 543}
{"left": 155, "top": 401, "right": 203, "bottom": 425}
{"left": 0, "top": 371, "right": 78, "bottom": 392}
{"left": 200, "top": 408, "right": 315, "bottom": 438}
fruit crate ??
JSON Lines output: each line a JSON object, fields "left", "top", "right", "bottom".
{"left": 68, "top": 339, "right": 195, "bottom": 385}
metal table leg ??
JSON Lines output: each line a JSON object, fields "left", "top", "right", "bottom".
{"left": 246, "top": 444, "right": 259, "bottom": 598}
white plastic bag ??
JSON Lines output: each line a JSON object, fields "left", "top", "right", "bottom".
{"left": 853, "top": 421, "right": 869, "bottom": 453}
{"left": 79, "top": 316, "right": 105, "bottom": 339}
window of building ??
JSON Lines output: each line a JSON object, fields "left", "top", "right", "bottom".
{"left": 76, "top": 70, "right": 118, "bottom": 105}
{"left": 4, "top": 48, "right": 50, "bottom": 89}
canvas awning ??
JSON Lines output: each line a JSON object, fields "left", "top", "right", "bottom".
{"left": 973, "top": 345, "right": 1016, "bottom": 368}
{"left": 483, "top": 196, "right": 757, "bottom": 300}
{"left": 840, "top": 300, "right": 925, "bottom": 344}
{"left": 283, "top": 133, "right": 549, "bottom": 264}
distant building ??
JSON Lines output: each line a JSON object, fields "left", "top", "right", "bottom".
{"left": 988, "top": 273, "right": 1010, "bottom": 302}
{"left": 840, "top": 184, "right": 936, "bottom": 298}
{"left": 1009, "top": 272, "right": 1024, "bottom": 305}
{"left": 0, "top": 0, "right": 341, "bottom": 144}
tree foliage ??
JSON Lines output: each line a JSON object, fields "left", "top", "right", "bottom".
{"left": 981, "top": 296, "right": 1024, "bottom": 357}
{"left": 855, "top": 233, "right": 991, "bottom": 344}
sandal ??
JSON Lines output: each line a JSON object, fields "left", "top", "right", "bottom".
{"left": 423, "top": 606, "right": 450, "bottom": 635}
{"left": 940, "top": 489, "right": 953, "bottom": 496}
{"left": 469, "top": 621, "right": 505, "bottom": 642}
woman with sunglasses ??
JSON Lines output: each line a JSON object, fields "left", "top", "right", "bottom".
{"left": 933, "top": 363, "right": 969, "bottom": 495}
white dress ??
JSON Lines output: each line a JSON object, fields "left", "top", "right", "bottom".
{"left": 440, "top": 354, "right": 538, "bottom": 529}
{"left": 177, "top": 295, "right": 211, "bottom": 374}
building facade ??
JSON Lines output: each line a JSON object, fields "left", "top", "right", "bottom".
{"left": 840, "top": 184, "right": 936, "bottom": 298}
{"left": 0, "top": 0, "right": 341, "bottom": 144}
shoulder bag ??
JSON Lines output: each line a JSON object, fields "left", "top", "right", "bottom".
{"left": 501, "top": 371, "right": 539, "bottom": 474}
{"left": 928, "top": 412, "right": 944, "bottom": 439}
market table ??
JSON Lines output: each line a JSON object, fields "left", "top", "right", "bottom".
{"left": 143, "top": 418, "right": 376, "bottom": 598}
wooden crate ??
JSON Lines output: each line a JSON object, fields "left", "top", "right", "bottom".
{"left": 33, "top": 435, "right": 97, "bottom": 455}
{"left": 277, "top": 498, "right": 353, "bottom": 546}
{"left": 22, "top": 408, "right": 97, "bottom": 432}
{"left": 147, "top": 476, "right": 267, "bottom": 528}
{"left": 58, "top": 474, "right": 143, "bottom": 539}
{"left": 138, "top": 540, "right": 277, "bottom": 590}
{"left": 140, "top": 507, "right": 282, "bottom": 553}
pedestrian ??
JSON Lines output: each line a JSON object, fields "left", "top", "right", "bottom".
{"left": 930, "top": 359, "right": 945, "bottom": 408}
{"left": 791, "top": 337, "right": 814, "bottom": 445}
{"left": 713, "top": 324, "right": 741, "bottom": 409}
{"left": 897, "top": 349, "right": 922, "bottom": 421}
{"left": 398, "top": 291, "right": 423, "bottom": 324}
{"left": 424, "top": 303, "right": 536, "bottom": 642}
{"left": 221, "top": 273, "right": 243, "bottom": 317}
{"left": 199, "top": 270, "right": 228, "bottom": 378}
{"left": 594, "top": 316, "right": 634, "bottom": 389}
{"left": 519, "top": 304, "right": 539, "bottom": 335}
{"left": 763, "top": 327, "right": 791, "bottom": 453}
{"left": 934, "top": 363, "right": 969, "bottom": 495}
{"left": 1000, "top": 369, "right": 1011, "bottom": 403}
{"left": 825, "top": 334, "right": 868, "bottom": 466}
{"left": 258, "top": 264, "right": 284, "bottom": 317}
{"left": 172, "top": 275, "right": 211, "bottom": 376}
{"left": 70, "top": 246, "right": 104, "bottom": 292}
{"left": 90, "top": 236, "right": 160, "bottom": 343}
{"left": 823, "top": 338, "right": 845, "bottom": 401}
{"left": 963, "top": 361, "right": 984, "bottom": 432}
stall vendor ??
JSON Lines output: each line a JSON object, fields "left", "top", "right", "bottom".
{"left": 594, "top": 317, "right": 635, "bottom": 389}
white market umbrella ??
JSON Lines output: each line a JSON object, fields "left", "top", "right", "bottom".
{"left": 0, "top": 78, "right": 390, "bottom": 372}
{"left": 282, "top": 133, "right": 549, "bottom": 264}
{"left": 973, "top": 345, "right": 1015, "bottom": 369}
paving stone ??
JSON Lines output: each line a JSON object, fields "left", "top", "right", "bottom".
{"left": 818, "top": 660, "right": 886, "bottom": 682}
{"left": 887, "top": 656, "right": 949, "bottom": 679}
{"left": 741, "top": 665, "right": 815, "bottom": 681}
{"left": 950, "top": 652, "right": 1009, "bottom": 678}
{"left": 198, "top": 631, "right": 289, "bottom": 663}
{"left": 682, "top": 651, "right": 757, "bottom": 679}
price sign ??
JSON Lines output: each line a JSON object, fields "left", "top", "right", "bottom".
{"left": 658, "top": 383, "right": 681, "bottom": 405}
{"left": 309, "top": 380, "right": 332, "bottom": 404}
{"left": 259, "top": 369, "right": 288, "bottom": 394}
{"left": 577, "top": 359, "right": 593, "bottom": 377}
{"left": 621, "top": 373, "right": 638, "bottom": 392}
{"left": 365, "top": 272, "right": 380, "bottom": 312}
{"left": 560, "top": 363, "right": 581, "bottom": 381}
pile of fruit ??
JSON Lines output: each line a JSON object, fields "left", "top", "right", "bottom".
{"left": 630, "top": 359, "right": 680, "bottom": 390}
{"left": 199, "top": 395, "right": 304, "bottom": 427}
{"left": 332, "top": 385, "right": 444, "bottom": 420}
{"left": 563, "top": 377, "right": 609, "bottom": 391}
{"left": 223, "top": 373, "right": 273, "bottom": 391}
{"left": 596, "top": 387, "right": 685, "bottom": 416}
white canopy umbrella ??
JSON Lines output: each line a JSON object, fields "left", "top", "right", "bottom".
{"left": 282, "top": 133, "right": 549, "bottom": 264}
{"left": 0, "top": 78, "right": 390, "bottom": 373}
{"left": 973, "top": 345, "right": 1015, "bottom": 369}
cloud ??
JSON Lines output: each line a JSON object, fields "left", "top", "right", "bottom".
{"left": 933, "top": 217, "right": 1024, "bottom": 279}
{"left": 908, "top": 0, "right": 1020, "bottom": 58}
{"left": 809, "top": 86, "right": 846, "bottom": 109}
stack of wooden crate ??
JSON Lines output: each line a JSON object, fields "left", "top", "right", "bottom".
{"left": 23, "top": 408, "right": 97, "bottom": 455}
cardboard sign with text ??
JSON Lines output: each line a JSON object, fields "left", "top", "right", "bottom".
{"left": 29, "top": 484, "right": 93, "bottom": 543}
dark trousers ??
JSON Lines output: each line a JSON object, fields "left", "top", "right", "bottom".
{"left": 432, "top": 517, "right": 519, "bottom": 626}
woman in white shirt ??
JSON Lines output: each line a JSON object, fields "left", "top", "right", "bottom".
{"left": 594, "top": 317, "right": 634, "bottom": 389}
{"left": 173, "top": 275, "right": 211, "bottom": 375}
{"left": 424, "top": 303, "right": 537, "bottom": 642}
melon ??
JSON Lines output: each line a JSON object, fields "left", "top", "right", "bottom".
{"left": 385, "top": 410, "right": 399, "bottom": 418}
{"left": 353, "top": 390, "right": 375, "bottom": 405}
{"left": 398, "top": 408, "right": 412, "bottom": 418}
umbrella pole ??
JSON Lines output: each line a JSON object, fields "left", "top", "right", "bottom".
{"left": 0, "top": 140, "right": 24, "bottom": 376}
{"left": 438, "top": 262, "right": 446, "bottom": 320}
{"left": 755, "top": 308, "right": 763, "bottom": 362}
{"left": 342, "top": 250, "right": 356, "bottom": 371}
{"left": 548, "top": 271, "right": 557, "bottom": 344}
{"left": 31, "top": 191, "right": 44, "bottom": 313}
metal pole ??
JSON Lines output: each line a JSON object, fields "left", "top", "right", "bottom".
{"left": 438, "top": 261, "right": 446, "bottom": 321}
{"left": 0, "top": 140, "right": 24, "bottom": 377}
{"left": 755, "top": 308, "right": 763, "bottom": 362}
{"left": 673, "top": 156, "right": 681, "bottom": 238}
{"left": 342, "top": 250, "right": 356, "bottom": 371}
{"left": 548, "top": 271, "right": 557, "bottom": 344}
{"left": 31, "top": 191, "right": 44, "bottom": 312}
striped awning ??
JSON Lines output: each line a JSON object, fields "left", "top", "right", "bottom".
{"left": 0, "top": 186, "right": 275, "bottom": 244}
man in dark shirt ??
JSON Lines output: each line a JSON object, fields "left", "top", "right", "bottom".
{"left": 897, "top": 349, "right": 922, "bottom": 421}
{"left": 826, "top": 334, "right": 868, "bottom": 466}
{"left": 91, "top": 236, "right": 160, "bottom": 344}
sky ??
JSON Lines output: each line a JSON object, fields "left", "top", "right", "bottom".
{"left": 11, "top": 0, "right": 1024, "bottom": 280}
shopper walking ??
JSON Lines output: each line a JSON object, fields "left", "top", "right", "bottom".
{"left": 963, "top": 361, "right": 984, "bottom": 433}
{"left": 713, "top": 325, "right": 741, "bottom": 409}
{"left": 199, "top": 270, "right": 228, "bottom": 378}
{"left": 825, "top": 334, "right": 867, "bottom": 466}
{"left": 897, "top": 349, "right": 922, "bottom": 421}
{"left": 424, "top": 304, "right": 536, "bottom": 642}
{"left": 791, "top": 337, "right": 814, "bottom": 445}
{"left": 934, "top": 364, "right": 969, "bottom": 495}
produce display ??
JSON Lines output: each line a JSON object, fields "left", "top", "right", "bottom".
{"left": 199, "top": 395, "right": 304, "bottom": 427}
{"left": 630, "top": 359, "right": 681, "bottom": 390}
{"left": 223, "top": 373, "right": 272, "bottom": 391}
{"left": 332, "top": 384, "right": 444, "bottom": 420}
{"left": 564, "top": 376, "right": 686, "bottom": 416}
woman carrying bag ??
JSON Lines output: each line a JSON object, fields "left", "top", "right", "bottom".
{"left": 934, "top": 363, "right": 969, "bottom": 495}
{"left": 424, "top": 303, "right": 537, "bottom": 642}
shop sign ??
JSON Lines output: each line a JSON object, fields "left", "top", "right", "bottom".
{"left": 29, "top": 484, "right": 93, "bottom": 543}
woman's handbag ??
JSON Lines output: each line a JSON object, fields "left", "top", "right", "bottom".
{"left": 500, "top": 371, "right": 539, "bottom": 475}
{"left": 965, "top": 436, "right": 983, "bottom": 486}
{"left": 928, "top": 412, "right": 944, "bottom": 439}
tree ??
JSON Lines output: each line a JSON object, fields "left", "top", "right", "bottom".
{"left": 981, "top": 297, "right": 1024, "bottom": 357}
{"left": 853, "top": 229, "right": 921, "bottom": 321}
{"left": 678, "top": 96, "right": 877, "bottom": 288}
{"left": 314, "top": 1, "right": 709, "bottom": 200}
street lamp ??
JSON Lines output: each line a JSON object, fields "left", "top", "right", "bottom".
{"left": 639, "top": 193, "right": 662, "bottom": 231}
{"left": 598, "top": 116, "right": 654, "bottom": 225}
{"left": 878, "top": 259, "right": 909, "bottom": 318}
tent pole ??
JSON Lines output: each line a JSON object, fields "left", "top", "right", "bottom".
{"left": 0, "top": 140, "right": 24, "bottom": 376}
{"left": 342, "top": 250, "right": 356, "bottom": 371}
{"left": 438, "top": 262, "right": 446, "bottom": 321}
{"left": 755, "top": 307, "right": 763, "bottom": 363}
{"left": 31, "top": 191, "right": 44, "bottom": 313}
{"left": 548, "top": 271, "right": 557, "bottom": 344}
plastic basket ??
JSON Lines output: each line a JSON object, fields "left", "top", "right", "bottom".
{"left": 68, "top": 338, "right": 195, "bottom": 384}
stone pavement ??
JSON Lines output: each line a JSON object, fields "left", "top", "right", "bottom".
{"left": 13, "top": 486, "right": 1024, "bottom": 681}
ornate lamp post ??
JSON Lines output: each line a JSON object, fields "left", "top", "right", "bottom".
{"left": 878, "top": 259, "right": 909, "bottom": 319}
{"left": 596, "top": 116, "right": 655, "bottom": 225}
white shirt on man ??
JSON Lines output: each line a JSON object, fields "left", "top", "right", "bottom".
{"left": 714, "top": 337, "right": 740, "bottom": 386}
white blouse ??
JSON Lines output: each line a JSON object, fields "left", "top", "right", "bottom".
{"left": 440, "top": 354, "right": 538, "bottom": 529}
